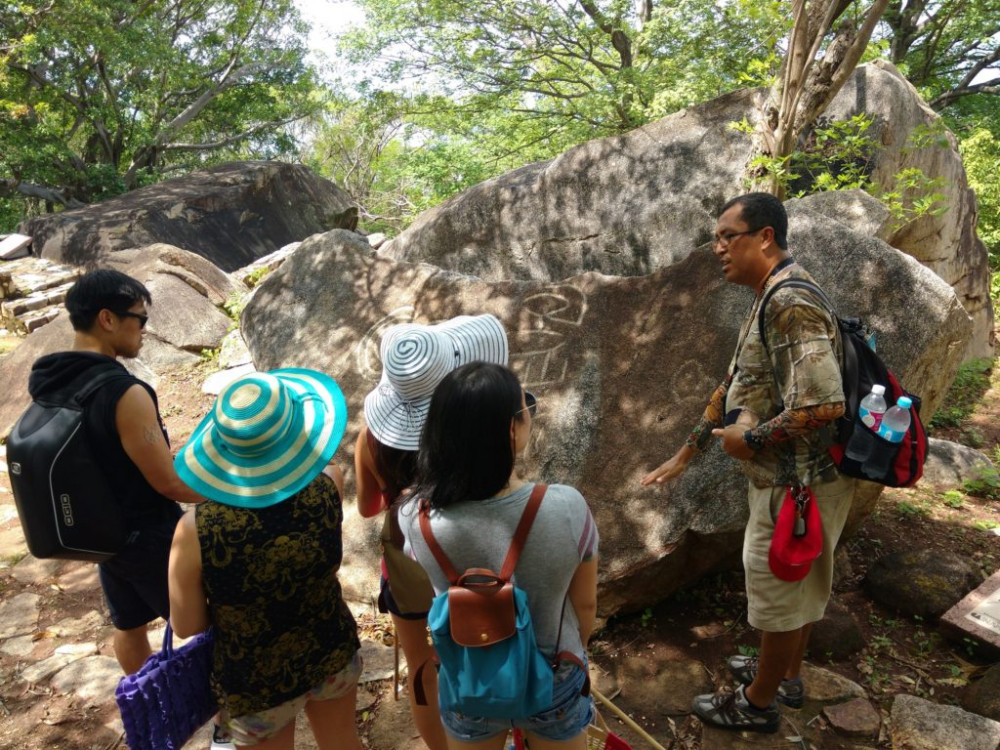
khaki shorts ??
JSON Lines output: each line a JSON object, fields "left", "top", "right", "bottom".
{"left": 222, "top": 651, "right": 363, "bottom": 746}
{"left": 743, "top": 473, "right": 855, "bottom": 632}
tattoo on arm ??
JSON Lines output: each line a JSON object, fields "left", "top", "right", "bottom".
{"left": 685, "top": 381, "right": 728, "bottom": 452}
{"left": 747, "top": 402, "right": 845, "bottom": 448}
{"left": 143, "top": 425, "right": 161, "bottom": 445}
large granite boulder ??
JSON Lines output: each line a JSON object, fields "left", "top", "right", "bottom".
{"left": 381, "top": 62, "right": 991, "bottom": 361}
{"left": 0, "top": 245, "right": 243, "bottom": 439}
{"left": 19, "top": 161, "right": 358, "bottom": 272}
{"left": 241, "top": 213, "right": 971, "bottom": 616}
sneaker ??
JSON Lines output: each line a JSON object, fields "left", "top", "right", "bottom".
{"left": 691, "top": 684, "right": 780, "bottom": 734}
{"left": 211, "top": 724, "right": 236, "bottom": 750}
{"left": 726, "top": 654, "right": 805, "bottom": 708}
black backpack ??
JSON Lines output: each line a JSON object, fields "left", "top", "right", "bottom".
{"left": 8, "top": 367, "right": 132, "bottom": 561}
{"left": 759, "top": 278, "right": 927, "bottom": 487}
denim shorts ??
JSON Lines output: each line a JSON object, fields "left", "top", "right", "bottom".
{"left": 222, "top": 651, "right": 363, "bottom": 746}
{"left": 441, "top": 661, "right": 593, "bottom": 742}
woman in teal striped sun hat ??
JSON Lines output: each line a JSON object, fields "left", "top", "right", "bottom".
{"left": 175, "top": 368, "right": 348, "bottom": 508}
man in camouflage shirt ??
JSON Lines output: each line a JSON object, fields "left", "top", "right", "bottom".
{"left": 643, "top": 193, "right": 856, "bottom": 733}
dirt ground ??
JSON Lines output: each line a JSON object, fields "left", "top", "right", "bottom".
{"left": 1, "top": 346, "right": 1000, "bottom": 750}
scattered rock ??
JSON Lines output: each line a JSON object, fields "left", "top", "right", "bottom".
{"left": 11, "top": 554, "right": 64, "bottom": 584}
{"left": 0, "top": 526, "right": 28, "bottom": 565}
{"left": 802, "top": 663, "right": 866, "bottom": 702}
{"left": 21, "top": 161, "right": 357, "bottom": 272}
{"left": 891, "top": 693, "right": 1000, "bottom": 750}
{"left": 358, "top": 639, "right": 397, "bottom": 684}
{"left": 809, "top": 597, "right": 865, "bottom": 661}
{"left": 616, "top": 654, "right": 714, "bottom": 715}
{"left": 962, "top": 663, "right": 1000, "bottom": 722}
{"left": 0, "top": 592, "right": 40, "bottom": 639}
{"left": 49, "top": 610, "right": 105, "bottom": 638}
{"left": 0, "top": 635, "right": 36, "bottom": 658}
{"left": 49, "top": 655, "right": 122, "bottom": 704}
{"left": 832, "top": 546, "right": 855, "bottom": 590}
{"left": 921, "top": 438, "right": 997, "bottom": 491}
{"left": 243, "top": 215, "right": 970, "bottom": 616}
{"left": 218, "top": 329, "right": 252, "bottom": 368}
{"left": 366, "top": 233, "right": 387, "bottom": 250}
{"left": 823, "top": 697, "right": 881, "bottom": 737}
{"left": 236, "top": 241, "right": 302, "bottom": 286}
{"left": 55, "top": 562, "right": 100, "bottom": 594}
{"left": 865, "top": 548, "right": 981, "bottom": 618}
{"left": 202, "top": 362, "right": 257, "bottom": 396}
{"left": 21, "top": 648, "right": 93, "bottom": 684}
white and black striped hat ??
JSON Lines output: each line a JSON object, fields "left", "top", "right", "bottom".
{"left": 364, "top": 314, "right": 509, "bottom": 451}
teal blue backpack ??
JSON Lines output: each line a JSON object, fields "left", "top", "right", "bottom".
{"left": 418, "top": 484, "right": 585, "bottom": 718}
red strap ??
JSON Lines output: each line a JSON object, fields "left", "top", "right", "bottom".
{"left": 418, "top": 484, "right": 548, "bottom": 586}
{"left": 499, "top": 484, "right": 546, "bottom": 581}
{"left": 419, "top": 502, "right": 461, "bottom": 584}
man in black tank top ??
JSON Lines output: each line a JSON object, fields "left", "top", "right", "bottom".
{"left": 27, "top": 270, "right": 205, "bottom": 674}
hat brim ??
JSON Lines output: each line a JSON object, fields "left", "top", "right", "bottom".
{"left": 175, "top": 368, "right": 347, "bottom": 508}
{"left": 363, "top": 378, "right": 429, "bottom": 451}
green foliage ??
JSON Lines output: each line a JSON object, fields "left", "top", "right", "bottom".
{"left": 895, "top": 500, "right": 929, "bottom": 518}
{"left": 0, "top": 0, "right": 319, "bottom": 211}
{"left": 222, "top": 291, "right": 249, "bottom": 322}
{"left": 962, "top": 468, "right": 1000, "bottom": 501}
{"left": 639, "top": 608, "right": 654, "bottom": 628}
{"left": 942, "top": 491, "right": 965, "bottom": 509}
{"left": 959, "top": 128, "right": 1000, "bottom": 263}
{"left": 930, "top": 358, "right": 993, "bottom": 430}
{"left": 333, "top": 0, "right": 788, "bottom": 222}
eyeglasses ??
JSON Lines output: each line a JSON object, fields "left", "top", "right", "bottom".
{"left": 514, "top": 391, "right": 537, "bottom": 418}
{"left": 713, "top": 228, "right": 762, "bottom": 248}
{"left": 114, "top": 310, "right": 148, "bottom": 329}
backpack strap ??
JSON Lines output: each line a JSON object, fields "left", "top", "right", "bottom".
{"left": 756, "top": 277, "right": 834, "bottom": 358}
{"left": 499, "top": 483, "right": 546, "bottom": 581}
{"left": 418, "top": 483, "right": 547, "bottom": 586}
{"left": 72, "top": 367, "right": 133, "bottom": 406}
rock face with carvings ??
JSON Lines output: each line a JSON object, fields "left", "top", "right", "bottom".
{"left": 381, "top": 61, "right": 992, "bottom": 361}
{"left": 241, "top": 216, "right": 972, "bottom": 616}
{"left": 19, "top": 161, "right": 358, "bottom": 272}
{"left": 0, "top": 244, "right": 243, "bottom": 439}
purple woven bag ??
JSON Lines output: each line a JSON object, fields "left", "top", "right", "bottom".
{"left": 115, "top": 623, "right": 216, "bottom": 750}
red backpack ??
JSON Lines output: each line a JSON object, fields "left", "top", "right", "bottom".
{"left": 759, "top": 278, "right": 926, "bottom": 487}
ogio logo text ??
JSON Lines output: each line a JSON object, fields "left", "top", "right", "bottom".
{"left": 60, "top": 494, "right": 74, "bottom": 526}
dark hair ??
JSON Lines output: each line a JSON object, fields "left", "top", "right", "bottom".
{"left": 65, "top": 269, "right": 152, "bottom": 331}
{"left": 415, "top": 362, "right": 525, "bottom": 509}
{"left": 371, "top": 438, "right": 418, "bottom": 502}
{"left": 721, "top": 192, "right": 788, "bottom": 250}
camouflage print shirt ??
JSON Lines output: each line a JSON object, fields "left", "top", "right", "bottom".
{"left": 725, "top": 264, "right": 844, "bottom": 488}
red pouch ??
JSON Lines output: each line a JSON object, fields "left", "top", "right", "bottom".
{"left": 768, "top": 486, "right": 823, "bottom": 582}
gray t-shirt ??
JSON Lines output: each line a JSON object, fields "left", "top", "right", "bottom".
{"left": 399, "top": 482, "right": 598, "bottom": 660}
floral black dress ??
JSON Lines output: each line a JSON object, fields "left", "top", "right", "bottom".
{"left": 196, "top": 473, "right": 360, "bottom": 717}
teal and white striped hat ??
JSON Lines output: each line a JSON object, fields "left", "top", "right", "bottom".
{"left": 175, "top": 368, "right": 347, "bottom": 508}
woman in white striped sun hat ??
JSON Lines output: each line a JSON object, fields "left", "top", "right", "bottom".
{"left": 355, "top": 314, "right": 508, "bottom": 750}
{"left": 169, "top": 368, "right": 363, "bottom": 749}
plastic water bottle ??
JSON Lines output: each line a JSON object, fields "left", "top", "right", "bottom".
{"left": 844, "top": 384, "right": 887, "bottom": 461}
{"left": 877, "top": 396, "right": 913, "bottom": 443}
{"left": 858, "top": 384, "right": 888, "bottom": 432}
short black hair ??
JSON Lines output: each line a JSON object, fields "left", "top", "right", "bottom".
{"left": 65, "top": 269, "right": 152, "bottom": 331}
{"left": 721, "top": 192, "right": 788, "bottom": 250}
{"left": 415, "top": 362, "right": 526, "bottom": 510}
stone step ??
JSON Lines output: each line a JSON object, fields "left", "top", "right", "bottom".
{"left": 0, "top": 256, "right": 79, "bottom": 301}
{"left": 17, "top": 306, "right": 62, "bottom": 333}
{"left": 1, "top": 281, "right": 73, "bottom": 317}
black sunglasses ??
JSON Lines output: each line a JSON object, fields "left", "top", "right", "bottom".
{"left": 114, "top": 310, "right": 149, "bottom": 329}
{"left": 516, "top": 391, "right": 537, "bottom": 418}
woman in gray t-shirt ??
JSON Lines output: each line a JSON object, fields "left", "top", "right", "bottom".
{"left": 400, "top": 362, "right": 599, "bottom": 750}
